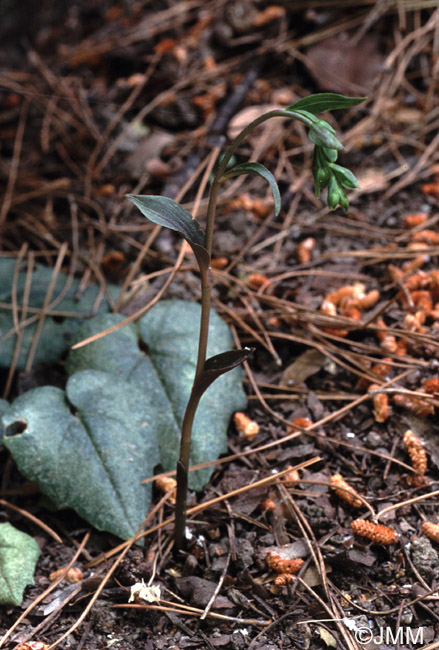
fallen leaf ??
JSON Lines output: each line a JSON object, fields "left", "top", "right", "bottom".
{"left": 305, "top": 35, "right": 383, "bottom": 94}
{"left": 318, "top": 626, "right": 338, "bottom": 648}
{"left": 280, "top": 349, "right": 327, "bottom": 386}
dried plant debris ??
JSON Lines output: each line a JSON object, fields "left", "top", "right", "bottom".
{"left": 2, "top": 1, "right": 439, "bottom": 648}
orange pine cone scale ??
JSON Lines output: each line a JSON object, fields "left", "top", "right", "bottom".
{"left": 265, "top": 551, "right": 304, "bottom": 574}
{"left": 234, "top": 412, "right": 259, "bottom": 438}
{"left": 422, "top": 521, "right": 439, "bottom": 543}
{"left": 330, "top": 474, "right": 363, "bottom": 508}
{"left": 274, "top": 573, "right": 296, "bottom": 586}
{"left": 424, "top": 378, "right": 439, "bottom": 396}
{"left": 393, "top": 394, "right": 434, "bottom": 417}
{"left": 403, "top": 429, "right": 427, "bottom": 476}
{"left": 351, "top": 519, "right": 399, "bottom": 544}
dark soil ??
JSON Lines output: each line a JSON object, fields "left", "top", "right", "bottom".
{"left": 1, "top": 2, "right": 439, "bottom": 649}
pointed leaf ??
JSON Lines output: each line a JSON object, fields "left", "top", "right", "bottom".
{"left": 0, "top": 522, "right": 41, "bottom": 606}
{"left": 127, "top": 195, "right": 209, "bottom": 270}
{"left": 222, "top": 163, "right": 281, "bottom": 216}
{"left": 287, "top": 93, "right": 366, "bottom": 115}
{"left": 193, "top": 348, "right": 254, "bottom": 397}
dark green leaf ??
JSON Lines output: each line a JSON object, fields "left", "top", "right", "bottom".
{"left": 0, "top": 260, "right": 118, "bottom": 370}
{"left": 5, "top": 300, "right": 247, "bottom": 532}
{"left": 127, "top": 195, "right": 209, "bottom": 271}
{"left": 0, "top": 399, "right": 9, "bottom": 445}
{"left": 3, "top": 374, "right": 160, "bottom": 540}
{"left": 193, "top": 348, "right": 254, "bottom": 397}
{"left": 287, "top": 93, "right": 366, "bottom": 115}
{"left": 0, "top": 522, "right": 41, "bottom": 606}
{"left": 329, "top": 163, "right": 360, "bottom": 189}
{"left": 327, "top": 175, "right": 349, "bottom": 212}
{"left": 222, "top": 163, "right": 281, "bottom": 216}
{"left": 285, "top": 108, "right": 319, "bottom": 124}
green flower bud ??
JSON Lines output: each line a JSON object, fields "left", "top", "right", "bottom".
{"left": 327, "top": 176, "right": 339, "bottom": 210}
{"left": 308, "top": 123, "right": 344, "bottom": 151}
{"left": 316, "top": 165, "right": 330, "bottom": 188}
{"left": 312, "top": 147, "right": 331, "bottom": 198}
{"left": 329, "top": 162, "right": 359, "bottom": 189}
{"left": 315, "top": 119, "right": 336, "bottom": 135}
{"left": 321, "top": 147, "right": 338, "bottom": 163}
{"left": 338, "top": 190, "right": 349, "bottom": 213}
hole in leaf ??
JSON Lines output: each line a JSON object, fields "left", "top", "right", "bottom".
{"left": 138, "top": 338, "right": 149, "bottom": 355}
{"left": 4, "top": 419, "right": 27, "bottom": 437}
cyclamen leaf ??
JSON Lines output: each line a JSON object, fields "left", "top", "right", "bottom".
{"left": 2, "top": 301, "right": 247, "bottom": 539}
{"left": 287, "top": 93, "right": 366, "bottom": 115}
{"left": 3, "top": 375, "right": 160, "bottom": 541}
{"left": 0, "top": 259, "right": 118, "bottom": 371}
{"left": 0, "top": 522, "right": 41, "bottom": 606}
{"left": 127, "top": 195, "right": 210, "bottom": 271}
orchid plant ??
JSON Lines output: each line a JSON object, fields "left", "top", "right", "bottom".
{"left": 128, "top": 92, "right": 366, "bottom": 551}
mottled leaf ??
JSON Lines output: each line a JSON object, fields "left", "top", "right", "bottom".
{"left": 3, "top": 374, "right": 159, "bottom": 540}
{"left": 0, "top": 522, "right": 41, "bottom": 606}
{"left": 0, "top": 259, "right": 118, "bottom": 370}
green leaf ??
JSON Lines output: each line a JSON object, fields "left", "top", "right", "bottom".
{"left": 66, "top": 304, "right": 246, "bottom": 490}
{"left": 0, "top": 259, "right": 118, "bottom": 370}
{"left": 0, "top": 399, "right": 9, "bottom": 444}
{"left": 328, "top": 175, "right": 341, "bottom": 210}
{"left": 0, "top": 522, "right": 41, "bottom": 606}
{"left": 2, "top": 301, "right": 247, "bottom": 539}
{"left": 3, "top": 375, "right": 160, "bottom": 541}
{"left": 288, "top": 108, "right": 319, "bottom": 124}
{"left": 308, "top": 122, "right": 344, "bottom": 151}
{"left": 127, "top": 195, "right": 210, "bottom": 271}
{"left": 329, "top": 163, "right": 360, "bottom": 189}
{"left": 222, "top": 163, "right": 281, "bottom": 216}
{"left": 193, "top": 348, "right": 254, "bottom": 397}
{"left": 287, "top": 93, "right": 366, "bottom": 115}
